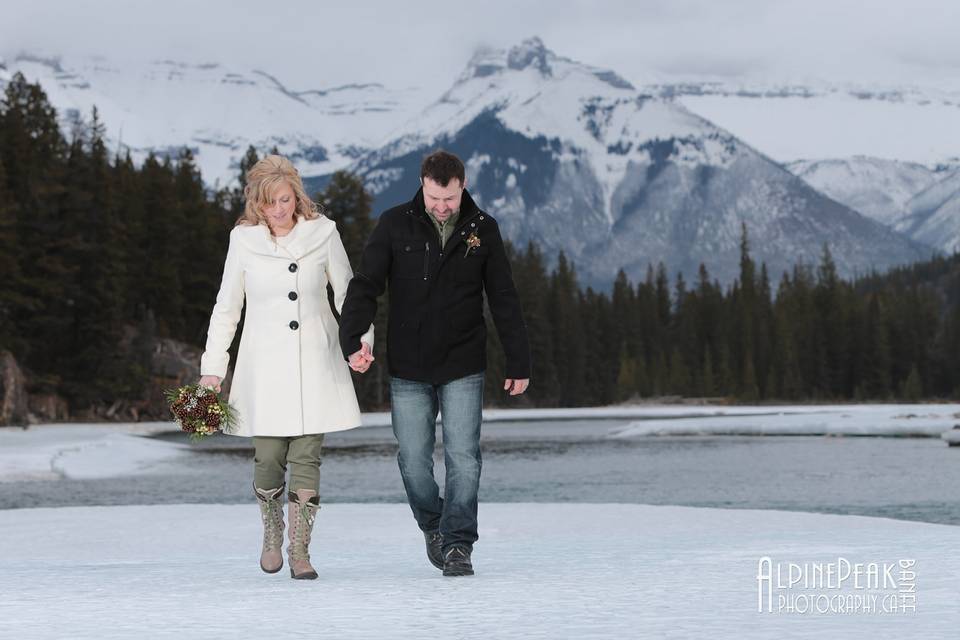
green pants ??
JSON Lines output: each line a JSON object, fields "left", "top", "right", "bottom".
{"left": 253, "top": 434, "right": 325, "bottom": 493}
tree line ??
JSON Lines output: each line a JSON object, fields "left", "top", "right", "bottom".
{"left": 1, "top": 72, "right": 958, "bottom": 416}
{"left": 497, "top": 235, "right": 959, "bottom": 407}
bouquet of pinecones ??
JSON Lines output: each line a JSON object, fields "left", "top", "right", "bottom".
{"left": 164, "top": 384, "right": 237, "bottom": 441}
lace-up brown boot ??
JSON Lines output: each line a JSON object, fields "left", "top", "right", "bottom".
{"left": 254, "top": 485, "right": 285, "bottom": 574}
{"left": 287, "top": 489, "right": 320, "bottom": 580}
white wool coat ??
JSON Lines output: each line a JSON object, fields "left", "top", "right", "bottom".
{"left": 200, "top": 216, "right": 373, "bottom": 437}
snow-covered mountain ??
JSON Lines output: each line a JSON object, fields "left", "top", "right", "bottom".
{"left": 341, "top": 38, "right": 931, "bottom": 286}
{"left": 669, "top": 82, "right": 960, "bottom": 256}
{"left": 786, "top": 158, "right": 960, "bottom": 253}
{"left": 0, "top": 44, "right": 938, "bottom": 286}
{"left": 786, "top": 157, "right": 945, "bottom": 226}
{"left": 896, "top": 171, "right": 960, "bottom": 254}
{"left": 669, "top": 81, "right": 960, "bottom": 168}
{"left": 0, "top": 53, "right": 428, "bottom": 186}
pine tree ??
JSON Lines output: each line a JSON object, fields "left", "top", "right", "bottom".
{"left": 175, "top": 148, "right": 224, "bottom": 344}
{"left": 548, "top": 253, "right": 586, "bottom": 406}
{"left": 140, "top": 154, "right": 185, "bottom": 337}
{"left": 716, "top": 343, "right": 734, "bottom": 397}
{"left": 60, "top": 107, "right": 130, "bottom": 406}
{"left": 655, "top": 262, "right": 671, "bottom": 332}
{"left": 814, "top": 243, "right": 846, "bottom": 397}
{"left": 780, "top": 264, "right": 817, "bottom": 397}
{"left": 616, "top": 344, "right": 638, "bottom": 401}
{"left": 579, "top": 288, "right": 603, "bottom": 404}
{"left": 771, "top": 295, "right": 803, "bottom": 401}
{"left": 611, "top": 269, "right": 639, "bottom": 360}
{"left": 732, "top": 225, "right": 757, "bottom": 397}
{"left": 651, "top": 351, "right": 668, "bottom": 396}
{"left": 740, "top": 349, "right": 760, "bottom": 401}
{"left": 860, "top": 294, "right": 892, "bottom": 399}
{"left": 636, "top": 266, "right": 659, "bottom": 395}
{"left": 229, "top": 145, "right": 260, "bottom": 216}
{"left": 0, "top": 156, "right": 25, "bottom": 355}
{"left": 319, "top": 171, "right": 374, "bottom": 268}
{"left": 667, "top": 347, "right": 690, "bottom": 396}
{"left": 1, "top": 74, "right": 70, "bottom": 385}
{"left": 701, "top": 346, "right": 716, "bottom": 397}
{"left": 113, "top": 151, "right": 149, "bottom": 320}
{"left": 901, "top": 365, "right": 923, "bottom": 401}
{"left": 693, "top": 264, "right": 723, "bottom": 395}
{"left": 754, "top": 262, "right": 774, "bottom": 397}
{"left": 515, "top": 242, "right": 559, "bottom": 405}
{"left": 1, "top": 73, "right": 65, "bottom": 194}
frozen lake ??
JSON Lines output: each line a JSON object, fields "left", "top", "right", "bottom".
{"left": 3, "top": 408, "right": 960, "bottom": 525}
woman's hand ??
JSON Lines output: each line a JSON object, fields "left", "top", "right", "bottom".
{"left": 348, "top": 342, "right": 374, "bottom": 373}
{"left": 503, "top": 378, "right": 529, "bottom": 396}
{"left": 198, "top": 375, "right": 223, "bottom": 393}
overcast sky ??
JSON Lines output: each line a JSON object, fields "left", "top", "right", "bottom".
{"left": 3, "top": 0, "right": 959, "bottom": 91}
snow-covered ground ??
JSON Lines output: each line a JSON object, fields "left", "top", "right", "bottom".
{"left": 0, "top": 422, "right": 184, "bottom": 482}
{"left": 0, "top": 503, "right": 955, "bottom": 639}
{"left": 607, "top": 403, "right": 960, "bottom": 438}
{"left": 2, "top": 406, "right": 957, "bottom": 637}
{"left": 2, "top": 404, "right": 958, "bottom": 484}
{"left": 485, "top": 402, "right": 960, "bottom": 432}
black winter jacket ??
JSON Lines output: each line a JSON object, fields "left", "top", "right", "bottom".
{"left": 339, "top": 188, "right": 531, "bottom": 384}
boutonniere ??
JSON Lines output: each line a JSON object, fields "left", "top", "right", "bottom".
{"left": 464, "top": 232, "right": 481, "bottom": 257}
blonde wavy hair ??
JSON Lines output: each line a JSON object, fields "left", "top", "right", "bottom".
{"left": 237, "top": 154, "right": 321, "bottom": 230}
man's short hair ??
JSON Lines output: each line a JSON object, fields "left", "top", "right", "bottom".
{"left": 420, "top": 150, "right": 465, "bottom": 187}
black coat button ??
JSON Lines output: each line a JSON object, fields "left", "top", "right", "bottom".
{"left": 288, "top": 263, "right": 298, "bottom": 272}
{"left": 289, "top": 320, "right": 299, "bottom": 330}
{"left": 288, "top": 291, "right": 298, "bottom": 301}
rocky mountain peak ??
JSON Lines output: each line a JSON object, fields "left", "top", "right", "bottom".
{"left": 506, "top": 37, "right": 553, "bottom": 75}
{"left": 462, "top": 37, "right": 634, "bottom": 91}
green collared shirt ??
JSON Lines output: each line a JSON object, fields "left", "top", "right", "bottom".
{"left": 429, "top": 209, "right": 460, "bottom": 250}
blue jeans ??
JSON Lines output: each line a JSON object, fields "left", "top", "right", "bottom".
{"left": 390, "top": 371, "right": 484, "bottom": 551}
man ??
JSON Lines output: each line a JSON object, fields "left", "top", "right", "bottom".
{"left": 339, "top": 150, "right": 531, "bottom": 577}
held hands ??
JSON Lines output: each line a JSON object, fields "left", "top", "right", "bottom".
{"left": 198, "top": 375, "right": 223, "bottom": 393}
{"left": 503, "top": 378, "right": 529, "bottom": 396}
{"left": 348, "top": 342, "right": 375, "bottom": 373}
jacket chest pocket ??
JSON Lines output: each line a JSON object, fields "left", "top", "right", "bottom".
{"left": 393, "top": 241, "right": 429, "bottom": 280}
{"left": 454, "top": 246, "right": 489, "bottom": 282}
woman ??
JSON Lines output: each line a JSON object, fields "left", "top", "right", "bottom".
{"left": 198, "top": 155, "right": 373, "bottom": 580}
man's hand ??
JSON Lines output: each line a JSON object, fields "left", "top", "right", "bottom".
{"left": 348, "top": 342, "right": 375, "bottom": 373}
{"left": 503, "top": 378, "right": 529, "bottom": 396}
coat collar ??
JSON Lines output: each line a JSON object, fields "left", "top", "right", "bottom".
{"left": 234, "top": 216, "right": 336, "bottom": 260}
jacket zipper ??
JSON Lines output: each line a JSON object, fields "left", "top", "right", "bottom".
{"left": 423, "top": 241, "right": 430, "bottom": 281}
